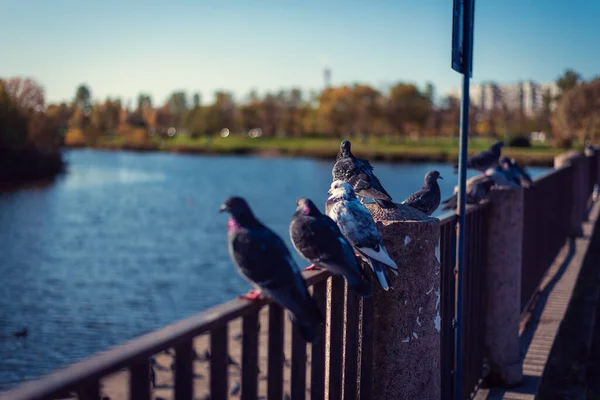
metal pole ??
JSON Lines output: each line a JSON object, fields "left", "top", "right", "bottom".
{"left": 454, "top": 0, "right": 474, "bottom": 399}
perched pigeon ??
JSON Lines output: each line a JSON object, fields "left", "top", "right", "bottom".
{"left": 332, "top": 140, "right": 396, "bottom": 209}
{"left": 454, "top": 141, "right": 504, "bottom": 173}
{"left": 441, "top": 176, "right": 496, "bottom": 211}
{"left": 289, "top": 198, "right": 372, "bottom": 297}
{"left": 220, "top": 197, "right": 324, "bottom": 343}
{"left": 325, "top": 181, "right": 399, "bottom": 290}
{"left": 486, "top": 165, "right": 521, "bottom": 188}
{"left": 402, "top": 170, "right": 443, "bottom": 216}
{"left": 501, "top": 157, "right": 534, "bottom": 188}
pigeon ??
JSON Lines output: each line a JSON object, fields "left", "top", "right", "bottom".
{"left": 441, "top": 176, "right": 496, "bottom": 211}
{"left": 332, "top": 140, "right": 395, "bottom": 209}
{"left": 501, "top": 157, "right": 534, "bottom": 188}
{"left": 289, "top": 197, "right": 372, "bottom": 297}
{"left": 402, "top": 170, "right": 443, "bottom": 216}
{"left": 220, "top": 196, "right": 324, "bottom": 343}
{"left": 325, "top": 181, "right": 399, "bottom": 290}
{"left": 486, "top": 165, "right": 521, "bottom": 188}
{"left": 454, "top": 141, "right": 504, "bottom": 173}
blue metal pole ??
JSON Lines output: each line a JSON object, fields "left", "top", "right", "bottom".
{"left": 454, "top": 0, "right": 474, "bottom": 399}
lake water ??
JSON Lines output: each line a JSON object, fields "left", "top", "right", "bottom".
{"left": 0, "top": 149, "right": 549, "bottom": 388}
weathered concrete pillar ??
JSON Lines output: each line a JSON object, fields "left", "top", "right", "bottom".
{"left": 554, "top": 151, "right": 587, "bottom": 236}
{"left": 365, "top": 203, "right": 441, "bottom": 400}
{"left": 483, "top": 187, "right": 524, "bottom": 387}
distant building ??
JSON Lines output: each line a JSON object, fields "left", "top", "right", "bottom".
{"left": 447, "top": 81, "right": 560, "bottom": 116}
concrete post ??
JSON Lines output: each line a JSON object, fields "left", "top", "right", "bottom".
{"left": 554, "top": 151, "right": 587, "bottom": 236}
{"left": 365, "top": 203, "right": 441, "bottom": 400}
{"left": 483, "top": 187, "right": 524, "bottom": 387}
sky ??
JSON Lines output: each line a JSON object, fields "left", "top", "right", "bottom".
{"left": 1, "top": 0, "right": 599, "bottom": 106}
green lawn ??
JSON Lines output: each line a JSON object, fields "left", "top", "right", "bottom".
{"left": 88, "top": 134, "right": 575, "bottom": 166}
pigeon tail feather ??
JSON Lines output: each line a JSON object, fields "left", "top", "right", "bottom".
{"left": 365, "top": 257, "right": 390, "bottom": 291}
{"left": 374, "top": 198, "right": 396, "bottom": 209}
{"left": 288, "top": 302, "right": 324, "bottom": 343}
{"left": 358, "top": 246, "right": 399, "bottom": 273}
{"left": 348, "top": 277, "right": 373, "bottom": 297}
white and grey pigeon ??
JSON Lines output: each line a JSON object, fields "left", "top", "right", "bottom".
{"left": 325, "top": 180, "right": 399, "bottom": 290}
{"left": 441, "top": 177, "right": 496, "bottom": 211}
{"left": 220, "top": 196, "right": 324, "bottom": 343}
{"left": 332, "top": 140, "right": 396, "bottom": 209}
{"left": 454, "top": 141, "right": 504, "bottom": 173}
{"left": 289, "top": 198, "right": 372, "bottom": 297}
{"left": 402, "top": 170, "right": 443, "bottom": 216}
{"left": 501, "top": 157, "right": 534, "bottom": 188}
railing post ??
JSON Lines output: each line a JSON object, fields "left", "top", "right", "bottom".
{"left": 364, "top": 204, "right": 441, "bottom": 400}
{"left": 554, "top": 151, "right": 587, "bottom": 237}
{"left": 483, "top": 187, "right": 524, "bottom": 387}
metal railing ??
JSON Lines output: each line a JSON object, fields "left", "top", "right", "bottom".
{"left": 439, "top": 203, "right": 489, "bottom": 400}
{"left": 2, "top": 152, "right": 599, "bottom": 400}
{"left": 0, "top": 269, "right": 377, "bottom": 400}
{"left": 521, "top": 166, "right": 574, "bottom": 312}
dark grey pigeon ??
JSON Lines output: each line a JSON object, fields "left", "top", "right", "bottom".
{"left": 289, "top": 198, "right": 372, "bottom": 297}
{"left": 502, "top": 157, "right": 534, "bottom": 188}
{"left": 402, "top": 170, "right": 443, "bottom": 216}
{"left": 332, "top": 140, "right": 396, "bottom": 209}
{"left": 454, "top": 141, "right": 504, "bottom": 173}
{"left": 441, "top": 177, "right": 496, "bottom": 211}
{"left": 326, "top": 181, "right": 399, "bottom": 290}
{"left": 220, "top": 197, "right": 324, "bottom": 343}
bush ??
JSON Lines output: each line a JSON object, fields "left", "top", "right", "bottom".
{"left": 554, "top": 137, "right": 573, "bottom": 149}
{"left": 508, "top": 135, "right": 532, "bottom": 148}
{"left": 64, "top": 128, "right": 86, "bottom": 146}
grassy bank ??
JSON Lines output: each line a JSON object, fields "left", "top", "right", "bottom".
{"left": 66, "top": 135, "right": 574, "bottom": 167}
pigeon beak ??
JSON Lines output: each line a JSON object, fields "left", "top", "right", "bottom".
{"left": 439, "top": 176, "right": 444, "bottom": 180}
{"left": 219, "top": 204, "right": 228, "bottom": 213}
{"left": 327, "top": 188, "right": 333, "bottom": 194}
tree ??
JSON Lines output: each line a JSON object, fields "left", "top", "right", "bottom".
{"left": 556, "top": 69, "right": 581, "bottom": 98}
{"left": 166, "top": 91, "right": 188, "bottom": 116}
{"left": 137, "top": 93, "right": 152, "bottom": 111}
{"left": 0, "top": 79, "right": 29, "bottom": 149}
{"left": 74, "top": 84, "right": 91, "bottom": 113}
{"left": 192, "top": 93, "right": 201, "bottom": 108}
{"left": 318, "top": 86, "right": 353, "bottom": 137}
{"left": 350, "top": 84, "right": 382, "bottom": 136}
{"left": 4, "top": 77, "right": 45, "bottom": 112}
{"left": 386, "top": 83, "right": 432, "bottom": 136}
{"left": 551, "top": 79, "right": 600, "bottom": 143}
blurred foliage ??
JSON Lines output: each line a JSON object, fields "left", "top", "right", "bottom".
{"left": 1, "top": 69, "right": 599, "bottom": 163}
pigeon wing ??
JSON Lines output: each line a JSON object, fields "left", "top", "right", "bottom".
{"left": 229, "top": 228, "right": 322, "bottom": 331}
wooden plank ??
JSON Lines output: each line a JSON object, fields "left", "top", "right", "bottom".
{"left": 359, "top": 296, "right": 374, "bottom": 400}
{"left": 129, "top": 358, "right": 151, "bottom": 400}
{"left": 343, "top": 283, "right": 360, "bottom": 400}
{"left": 210, "top": 325, "right": 229, "bottom": 400}
{"left": 75, "top": 380, "right": 99, "bottom": 400}
{"left": 267, "top": 303, "right": 285, "bottom": 400}
{"left": 311, "top": 280, "right": 327, "bottom": 400}
{"left": 241, "top": 312, "right": 260, "bottom": 400}
{"left": 175, "top": 339, "right": 194, "bottom": 400}
{"left": 291, "top": 324, "right": 307, "bottom": 400}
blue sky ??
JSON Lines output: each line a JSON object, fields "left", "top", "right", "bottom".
{"left": 1, "top": 0, "right": 598, "bottom": 105}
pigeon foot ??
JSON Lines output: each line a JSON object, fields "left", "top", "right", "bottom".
{"left": 304, "top": 264, "right": 320, "bottom": 271}
{"left": 238, "top": 289, "right": 263, "bottom": 301}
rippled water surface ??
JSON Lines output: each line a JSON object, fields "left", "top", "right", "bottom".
{"left": 0, "top": 149, "right": 549, "bottom": 388}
